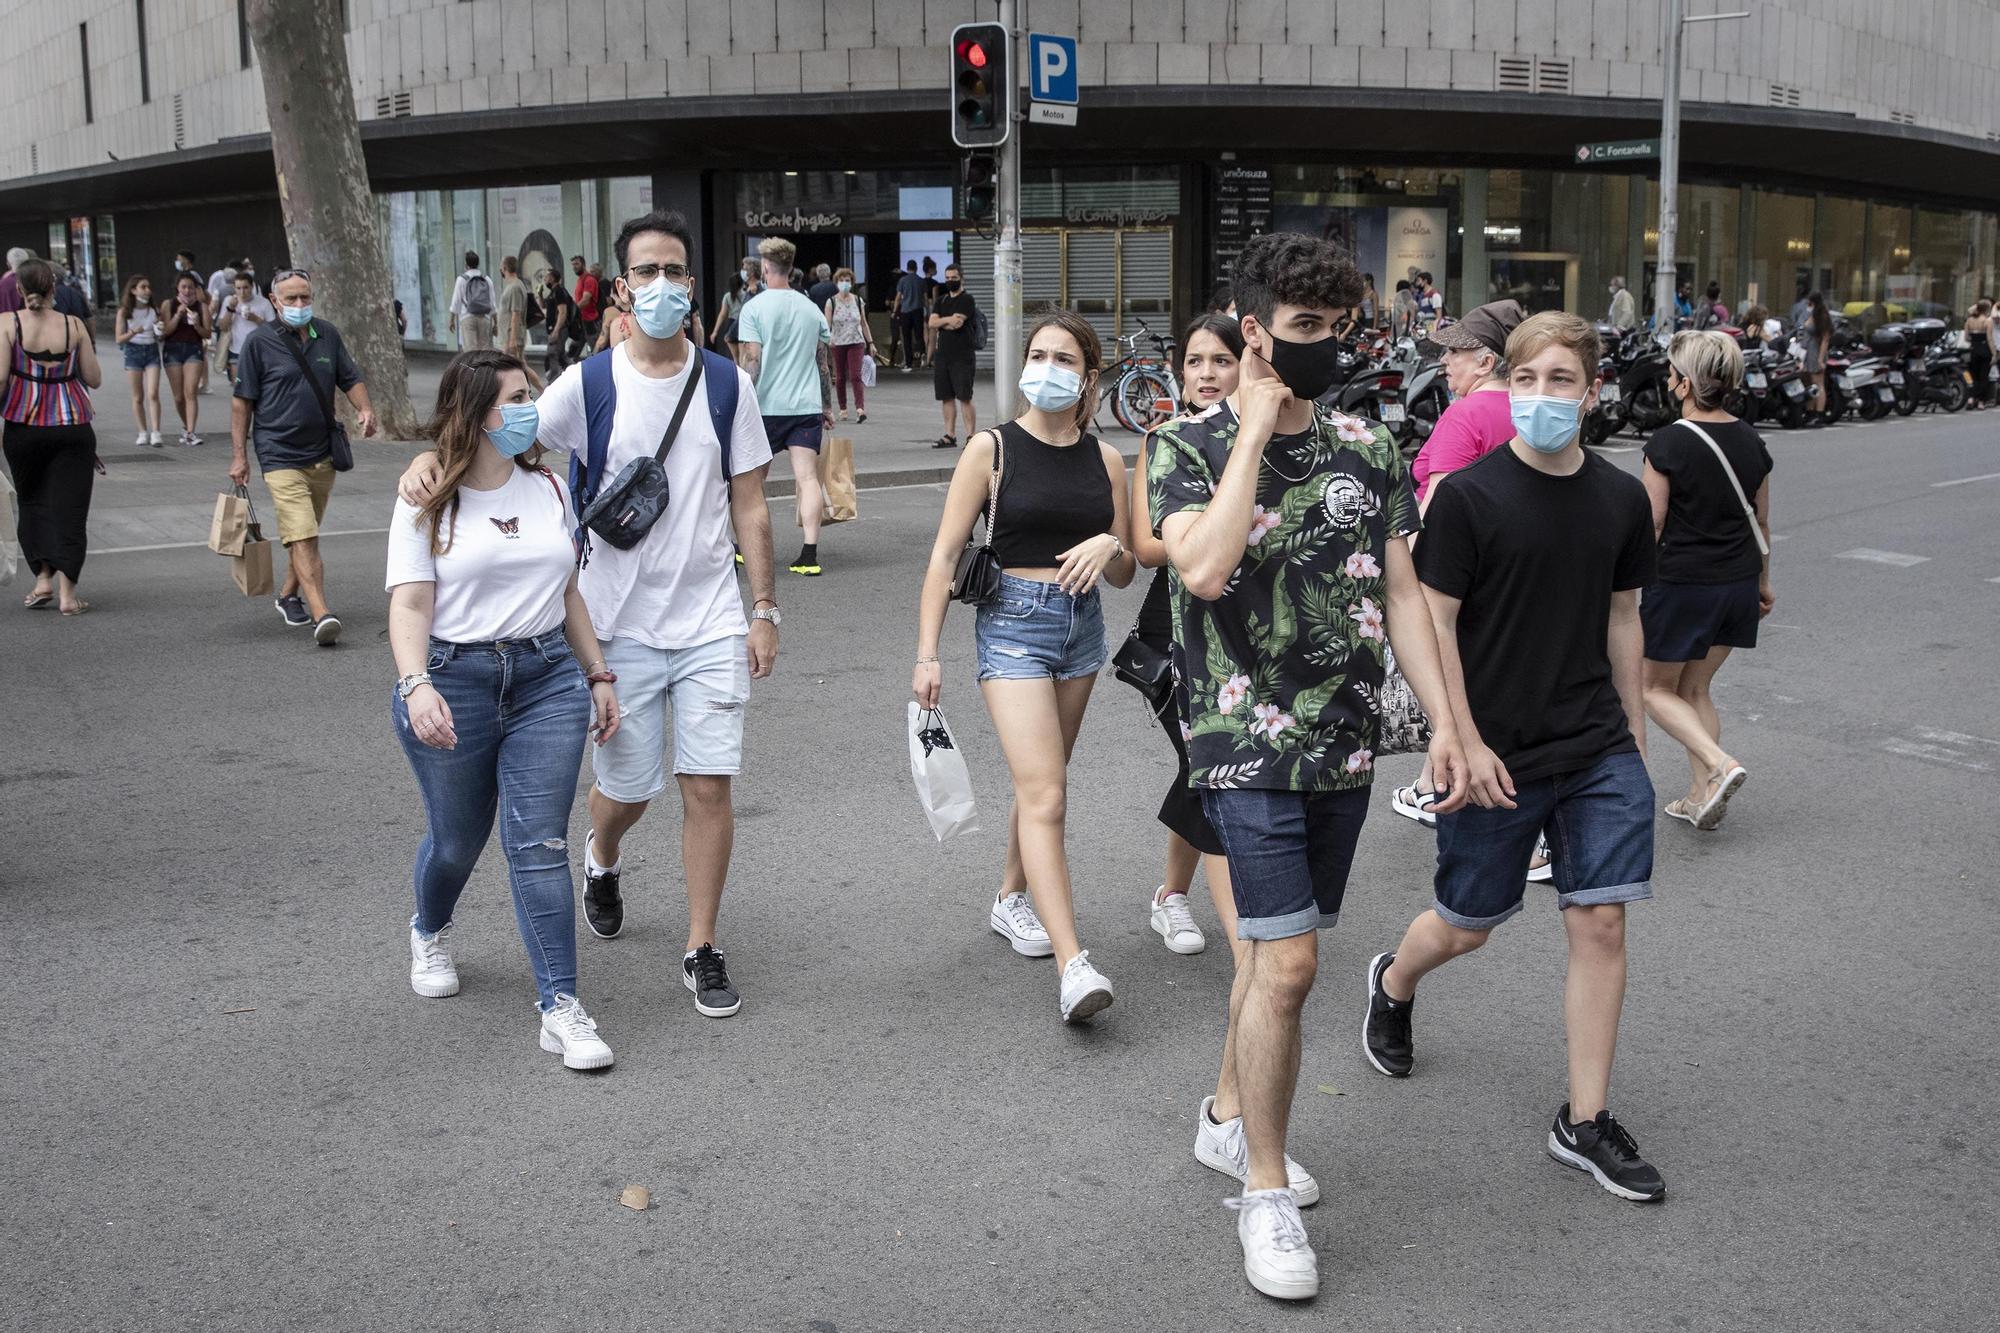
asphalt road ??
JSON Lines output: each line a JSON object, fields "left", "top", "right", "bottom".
{"left": 4, "top": 406, "right": 1998, "bottom": 1331}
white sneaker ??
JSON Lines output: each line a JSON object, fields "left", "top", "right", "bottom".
{"left": 1229, "top": 1188, "right": 1318, "bottom": 1300}
{"left": 133, "top": 431, "right": 149, "bottom": 448}
{"left": 186, "top": 431, "right": 205, "bottom": 446}
{"left": 1193, "top": 1095, "right": 1320, "bottom": 1205}
{"left": 147, "top": 430, "right": 163, "bottom": 446}
{"left": 538, "top": 993, "right": 614, "bottom": 1070}
{"left": 1527, "top": 834, "right": 1555, "bottom": 883}
{"left": 1150, "top": 887, "right": 1207, "bottom": 954}
{"left": 990, "top": 891, "right": 1053, "bottom": 957}
{"left": 408, "top": 923, "right": 459, "bottom": 998}
{"left": 1058, "top": 950, "right": 1114, "bottom": 1023}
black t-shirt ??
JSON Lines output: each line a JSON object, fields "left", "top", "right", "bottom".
{"left": 540, "top": 283, "right": 575, "bottom": 333}
{"left": 1414, "top": 445, "right": 1655, "bottom": 782}
{"left": 1642, "top": 418, "right": 1772, "bottom": 584}
{"left": 934, "top": 290, "right": 978, "bottom": 361}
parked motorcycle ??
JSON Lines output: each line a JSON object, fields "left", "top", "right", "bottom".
{"left": 1886, "top": 320, "right": 1969, "bottom": 414}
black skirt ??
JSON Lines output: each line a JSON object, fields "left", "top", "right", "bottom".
{"left": 1641, "top": 577, "right": 1761, "bottom": 662}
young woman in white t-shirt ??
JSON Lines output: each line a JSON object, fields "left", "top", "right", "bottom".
{"left": 385, "top": 349, "right": 623, "bottom": 1072}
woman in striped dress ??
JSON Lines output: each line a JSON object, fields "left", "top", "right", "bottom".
{"left": 1, "top": 258, "right": 102, "bottom": 615}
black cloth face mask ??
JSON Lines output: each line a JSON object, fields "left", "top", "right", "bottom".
{"left": 1260, "top": 327, "right": 1344, "bottom": 401}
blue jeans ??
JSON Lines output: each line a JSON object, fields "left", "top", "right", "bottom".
{"left": 392, "top": 628, "right": 590, "bottom": 1010}
{"left": 1433, "top": 750, "right": 1655, "bottom": 931}
{"left": 1202, "top": 787, "right": 1371, "bottom": 940}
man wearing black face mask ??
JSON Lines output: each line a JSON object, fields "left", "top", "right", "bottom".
{"left": 1149, "top": 231, "right": 1466, "bottom": 1302}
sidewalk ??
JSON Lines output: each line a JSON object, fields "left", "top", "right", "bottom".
{"left": 73, "top": 337, "right": 1132, "bottom": 553}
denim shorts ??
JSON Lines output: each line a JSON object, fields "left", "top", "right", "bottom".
{"left": 1202, "top": 787, "right": 1371, "bottom": 940}
{"left": 974, "top": 573, "right": 1106, "bottom": 682}
{"left": 1433, "top": 749, "right": 1655, "bottom": 931}
{"left": 591, "top": 633, "right": 750, "bottom": 801}
{"left": 123, "top": 342, "right": 160, "bottom": 371}
{"left": 161, "top": 340, "right": 204, "bottom": 366}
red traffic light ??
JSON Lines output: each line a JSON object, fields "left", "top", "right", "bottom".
{"left": 959, "top": 39, "right": 989, "bottom": 69}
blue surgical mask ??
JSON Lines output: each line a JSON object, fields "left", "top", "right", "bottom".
{"left": 629, "top": 275, "right": 692, "bottom": 339}
{"left": 280, "top": 304, "right": 313, "bottom": 329}
{"left": 836, "top": 280, "right": 852, "bottom": 294}
{"left": 1019, "top": 362, "right": 1083, "bottom": 412}
{"left": 485, "top": 402, "right": 540, "bottom": 458}
{"left": 1511, "top": 393, "right": 1585, "bottom": 453}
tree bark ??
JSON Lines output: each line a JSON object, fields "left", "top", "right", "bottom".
{"left": 245, "top": 0, "right": 418, "bottom": 439}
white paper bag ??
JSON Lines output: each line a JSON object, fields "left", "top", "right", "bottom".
{"left": 0, "top": 466, "right": 18, "bottom": 585}
{"left": 860, "top": 353, "right": 878, "bottom": 388}
{"left": 909, "top": 702, "right": 979, "bottom": 842}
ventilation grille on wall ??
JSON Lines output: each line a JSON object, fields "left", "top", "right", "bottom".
{"left": 1498, "top": 56, "right": 1571, "bottom": 94}
{"left": 29, "top": 144, "right": 37, "bottom": 173}
{"left": 1887, "top": 109, "right": 1916, "bottom": 125}
{"left": 1767, "top": 82, "right": 1802, "bottom": 107}
{"left": 374, "top": 90, "right": 412, "bottom": 118}
{"left": 172, "top": 92, "right": 185, "bottom": 149}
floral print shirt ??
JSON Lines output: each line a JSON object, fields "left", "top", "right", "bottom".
{"left": 1149, "top": 399, "right": 1420, "bottom": 792}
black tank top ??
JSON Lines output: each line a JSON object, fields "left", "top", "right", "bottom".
{"left": 990, "top": 420, "right": 1114, "bottom": 569}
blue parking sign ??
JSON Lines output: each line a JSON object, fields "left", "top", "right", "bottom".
{"left": 1029, "top": 32, "right": 1078, "bottom": 105}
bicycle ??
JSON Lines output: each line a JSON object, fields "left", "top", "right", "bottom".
{"left": 1097, "top": 318, "right": 1181, "bottom": 435}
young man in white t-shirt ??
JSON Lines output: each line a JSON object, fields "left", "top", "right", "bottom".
{"left": 402, "top": 210, "right": 779, "bottom": 1020}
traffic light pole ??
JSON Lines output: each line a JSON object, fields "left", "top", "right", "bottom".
{"left": 992, "top": 0, "right": 1022, "bottom": 427}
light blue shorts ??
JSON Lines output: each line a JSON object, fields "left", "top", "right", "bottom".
{"left": 591, "top": 634, "right": 750, "bottom": 801}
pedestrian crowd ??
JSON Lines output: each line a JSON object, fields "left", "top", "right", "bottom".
{"left": 5, "top": 213, "right": 1786, "bottom": 1308}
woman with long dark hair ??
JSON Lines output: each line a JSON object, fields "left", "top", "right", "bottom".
{"left": 1, "top": 258, "right": 101, "bottom": 614}
{"left": 1126, "top": 313, "right": 1244, "bottom": 958}
{"left": 159, "top": 271, "right": 211, "bottom": 446}
{"left": 1802, "top": 291, "right": 1832, "bottom": 420}
{"left": 385, "top": 349, "right": 622, "bottom": 1071}
{"left": 114, "top": 274, "right": 163, "bottom": 447}
{"left": 1966, "top": 300, "right": 1992, "bottom": 410}
{"left": 914, "top": 309, "right": 1137, "bottom": 1023}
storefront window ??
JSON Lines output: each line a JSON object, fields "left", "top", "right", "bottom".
{"left": 1814, "top": 195, "right": 1866, "bottom": 312}
{"left": 1864, "top": 203, "right": 1913, "bottom": 315}
{"left": 486, "top": 184, "right": 568, "bottom": 291}
{"left": 1021, "top": 164, "right": 1179, "bottom": 217}
{"left": 90, "top": 215, "right": 115, "bottom": 309}
{"left": 1272, "top": 164, "right": 1460, "bottom": 309}
{"left": 45, "top": 222, "right": 68, "bottom": 269}
{"left": 1550, "top": 172, "right": 1631, "bottom": 316}
{"left": 1680, "top": 184, "right": 1740, "bottom": 308}
{"left": 1746, "top": 190, "right": 1814, "bottom": 319}
{"left": 1910, "top": 209, "right": 1975, "bottom": 319}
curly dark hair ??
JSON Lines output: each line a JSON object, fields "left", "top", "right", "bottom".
{"left": 1231, "top": 232, "right": 1363, "bottom": 329}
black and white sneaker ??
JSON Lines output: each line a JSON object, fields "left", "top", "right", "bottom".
{"left": 1362, "top": 951, "right": 1415, "bottom": 1078}
{"left": 683, "top": 943, "right": 741, "bottom": 1017}
{"left": 581, "top": 833, "right": 624, "bottom": 939}
{"left": 1547, "top": 1103, "right": 1666, "bottom": 1202}
{"left": 312, "top": 613, "right": 342, "bottom": 647}
{"left": 275, "top": 594, "right": 312, "bottom": 628}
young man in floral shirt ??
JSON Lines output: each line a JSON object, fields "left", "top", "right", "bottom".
{"left": 1151, "top": 231, "right": 1467, "bottom": 1301}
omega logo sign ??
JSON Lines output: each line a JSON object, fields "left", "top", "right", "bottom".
{"left": 744, "top": 208, "right": 844, "bottom": 231}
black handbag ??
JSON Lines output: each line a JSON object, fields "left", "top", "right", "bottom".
{"left": 276, "top": 325, "right": 353, "bottom": 472}
{"left": 949, "top": 430, "right": 1003, "bottom": 606}
{"left": 1111, "top": 629, "right": 1174, "bottom": 710}
{"left": 576, "top": 347, "right": 704, "bottom": 551}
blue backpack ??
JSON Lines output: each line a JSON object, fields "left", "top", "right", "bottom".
{"left": 568, "top": 347, "right": 739, "bottom": 554}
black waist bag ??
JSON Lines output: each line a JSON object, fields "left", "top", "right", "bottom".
{"left": 576, "top": 349, "right": 703, "bottom": 550}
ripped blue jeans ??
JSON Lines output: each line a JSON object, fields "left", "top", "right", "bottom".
{"left": 393, "top": 628, "right": 590, "bottom": 1010}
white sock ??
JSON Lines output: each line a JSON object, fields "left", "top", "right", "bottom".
{"left": 585, "top": 832, "right": 619, "bottom": 877}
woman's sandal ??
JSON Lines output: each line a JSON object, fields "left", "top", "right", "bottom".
{"left": 1692, "top": 764, "right": 1748, "bottom": 831}
{"left": 23, "top": 591, "right": 53, "bottom": 609}
{"left": 1663, "top": 798, "right": 1699, "bottom": 827}
{"left": 59, "top": 600, "right": 90, "bottom": 617}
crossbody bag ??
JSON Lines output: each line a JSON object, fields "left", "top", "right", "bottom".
{"left": 1675, "top": 420, "right": 1771, "bottom": 557}
{"left": 275, "top": 328, "right": 353, "bottom": 472}
{"left": 575, "top": 347, "right": 704, "bottom": 551}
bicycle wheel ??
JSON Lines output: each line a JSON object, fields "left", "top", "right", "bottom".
{"left": 1114, "top": 368, "right": 1176, "bottom": 434}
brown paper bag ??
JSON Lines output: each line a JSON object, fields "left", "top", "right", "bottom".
{"left": 208, "top": 487, "right": 251, "bottom": 556}
{"left": 232, "top": 522, "right": 274, "bottom": 596}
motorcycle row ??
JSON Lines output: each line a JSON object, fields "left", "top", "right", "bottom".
{"left": 1307, "top": 315, "right": 1995, "bottom": 457}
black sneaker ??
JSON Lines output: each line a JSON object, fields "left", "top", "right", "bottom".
{"left": 581, "top": 838, "right": 624, "bottom": 939}
{"left": 683, "top": 943, "right": 740, "bottom": 1017}
{"left": 1547, "top": 1104, "right": 1666, "bottom": 1202}
{"left": 1362, "top": 951, "right": 1414, "bottom": 1078}
{"left": 275, "top": 594, "right": 312, "bottom": 627}
{"left": 312, "top": 613, "right": 342, "bottom": 647}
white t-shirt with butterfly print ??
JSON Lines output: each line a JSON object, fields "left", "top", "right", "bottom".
{"left": 385, "top": 465, "right": 579, "bottom": 644}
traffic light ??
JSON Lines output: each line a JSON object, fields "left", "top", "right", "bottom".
{"left": 962, "top": 152, "right": 997, "bottom": 223}
{"left": 950, "top": 22, "right": 1010, "bottom": 148}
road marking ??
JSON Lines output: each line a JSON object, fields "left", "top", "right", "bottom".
{"left": 1932, "top": 471, "right": 2000, "bottom": 488}
{"left": 1835, "top": 548, "right": 1930, "bottom": 567}
{"left": 1915, "top": 727, "right": 2000, "bottom": 750}
{"left": 1881, "top": 738, "right": 1993, "bottom": 773}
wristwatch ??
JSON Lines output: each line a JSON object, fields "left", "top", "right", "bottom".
{"left": 752, "top": 606, "right": 782, "bottom": 627}
{"left": 396, "top": 672, "right": 432, "bottom": 699}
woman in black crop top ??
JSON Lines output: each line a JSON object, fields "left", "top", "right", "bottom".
{"left": 914, "top": 309, "right": 1136, "bottom": 1025}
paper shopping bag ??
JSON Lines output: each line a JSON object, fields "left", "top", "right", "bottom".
{"left": 909, "top": 702, "right": 979, "bottom": 842}
{"left": 208, "top": 487, "right": 251, "bottom": 556}
{"left": 795, "top": 437, "right": 859, "bottom": 526}
{"left": 232, "top": 521, "right": 274, "bottom": 597}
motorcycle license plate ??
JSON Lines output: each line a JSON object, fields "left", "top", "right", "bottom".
{"left": 1833, "top": 375, "right": 1852, "bottom": 390}
{"left": 1379, "top": 403, "right": 1406, "bottom": 423}
{"left": 1888, "top": 371, "right": 1905, "bottom": 384}
{"left": 1599, "top": 384, "right": 1623, "bottom": 403}
{"left": 1876, "top": 387, "right": 1896, "bottom": 404}
{"left": 1783, "top": 381, "right": 1806, "bottom": 399}
{"left": 1745, "top": 373, "right": 1767, "bottom": 388}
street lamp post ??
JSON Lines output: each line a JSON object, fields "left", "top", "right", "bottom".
{"left": 1655, "top": 3, "right": 1748, "bottom": 342}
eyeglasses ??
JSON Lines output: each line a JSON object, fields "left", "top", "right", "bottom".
{"left": 624, "top": 263, "right": 690, "bottom": 283}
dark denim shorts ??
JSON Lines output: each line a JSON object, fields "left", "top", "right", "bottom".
{"left": 1433, "top": 750, "right": 1655, "bottom": 931}
{"left": 974, "top": 573, "right": 1105, "bottom": 682}
{"left": 1202, "top": 786, "right": 1371, "bottom": 940}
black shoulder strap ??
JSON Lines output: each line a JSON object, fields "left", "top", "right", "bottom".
{"left": 651, "top": 344, "right": 706, "bottom": 464}
{"left": 276, "top": 328, "right": 338, "bottom": 433}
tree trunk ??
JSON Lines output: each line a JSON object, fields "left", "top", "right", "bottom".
{"left": 244, "top": 0, "right": 418, "bottom": 440}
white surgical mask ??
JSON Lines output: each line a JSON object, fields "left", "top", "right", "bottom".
{"left": 1019, "top": 362, "right": 1083, "bottom": 412}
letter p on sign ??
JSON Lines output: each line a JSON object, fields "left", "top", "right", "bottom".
{"left": 1029, "top": 32, "right": 1078, "bottom": 105}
